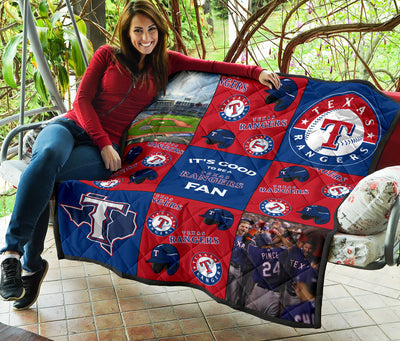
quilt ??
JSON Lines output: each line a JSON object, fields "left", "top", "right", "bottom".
{"left": 54, "top": 71, "right": 400, "bottom": 328}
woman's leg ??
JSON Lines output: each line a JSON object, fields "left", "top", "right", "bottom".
{"left": 2, "top": 117, "right": 114, "bottom": 263}
{"left": 12, "top": 140, "right": 113, "bottom": 309}
{"left": 0, "top": 122, "right": 75, "bottom": 301}
{"left": 3, "top": 123, "right": 76, "bottom": 258}
{"left": 1, "top": 118, "right": 114, "bottom": 304}
{"left": 22, "top": 143, "right": 113, "bottom": 273}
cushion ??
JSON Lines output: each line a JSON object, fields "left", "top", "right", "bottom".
{"left": 329, "top": 230, "right": 386, "bottom": 266}
{"left": 337, "top": 166, "right": 400, "bottom": 235}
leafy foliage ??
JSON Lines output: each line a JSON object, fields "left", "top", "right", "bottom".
{"left": 1, "top": 0, "right": 93, "bottom": 109}
{"left": 101, "top": 0, "right": 400, "bottom": 90}
{"left": 223, "top": 0, "right": 400, "bottom": 91}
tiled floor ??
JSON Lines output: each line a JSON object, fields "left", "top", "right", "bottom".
{"left": 0, "top": 214, "right": 399, "bottom": 341}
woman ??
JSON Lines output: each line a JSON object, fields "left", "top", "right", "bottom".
{"left": 0, "top": 0, "right": 281, "bottom": 310}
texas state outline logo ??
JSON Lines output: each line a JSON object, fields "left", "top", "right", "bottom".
{"left": 60, "top": 193, "right": 137, "bottom": 256}
{"left": 289, "top": 92, "right": 380, "bottom": 167}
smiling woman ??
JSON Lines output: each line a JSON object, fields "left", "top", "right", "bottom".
{"left": 129, "top": 14, "right": 159, "bottom": 64}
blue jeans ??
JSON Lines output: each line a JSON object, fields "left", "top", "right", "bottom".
{"left": 1, "top": 118, "right": 115, "bottom": 272}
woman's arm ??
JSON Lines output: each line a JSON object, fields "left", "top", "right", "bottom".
{"left": 71, "top": 45, "right": 122, "bottom": 171}
{"left": 101, "top": 145, "right": 121, "bottom": 172}
{"left": 72, "top": 46, "right": 114, "bottom": 150}
{"left": 258, "top": 70, "right": 281, "bottom": 89}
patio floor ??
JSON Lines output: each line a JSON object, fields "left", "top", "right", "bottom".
{"left": 0, "top": 214, "right": 399, "bottom": 341}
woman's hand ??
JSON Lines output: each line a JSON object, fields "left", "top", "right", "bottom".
{"left": 259, "top": 70, "right": 281, "bottom": 89}
{"left": 101, "top": 145, "right": 121, "bottom": 172}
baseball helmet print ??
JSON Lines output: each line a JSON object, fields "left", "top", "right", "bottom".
{"left": 277, "top": 166, "right": 309, "bottom": 182}
{"left": 129, "top": 168, "right": 158, "bottom": 184}
{"left": 123, "top": 146, "right": 143, "bottom": 164}
{"left": 297, "top": 205, "right": 330, "bottom": 224}
{"left": 147, "top": 244, "right": 180, "bottom": 275}
{"left": 264, "top": 78, "right": 298, "bottom": 111}
{"left": 200, "top": 208, "right": 234, "bottom": 230}
{"left": 202, "top": 129, "right": 235, "bottom": 149}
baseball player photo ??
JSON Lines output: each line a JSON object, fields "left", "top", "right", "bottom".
{"left": 225, "top": 218, "right": 254, "bottom": 305}
{"left": 224, "top": 211, "right": 327, "bottom": 321}
{"left": 280, "top": 237, "right": 320, "bottom": 307}
{"left": 245, "top": 228, "right": 292, "bottom": 317}
{"left": 280, "top": 266, "right": 318, "bottom": 324}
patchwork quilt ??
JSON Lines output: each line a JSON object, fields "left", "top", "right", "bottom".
{"left": 55, "top": 71, "right": 400, "bottom": 328}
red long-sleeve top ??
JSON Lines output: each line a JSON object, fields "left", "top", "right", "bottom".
{"left": 66, "top": 45, "right": 264, "bottom": 150}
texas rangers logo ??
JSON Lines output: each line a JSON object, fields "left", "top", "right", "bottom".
{"left": 146, "top": 211, "right": 177, "bottom": 236}
{"left": 322, "top": 183, "right": 353, "bottom": 199}
{"left": 191, "top": 252, "right": 222, "bottom": 285}
{"left": 60, "top": 193, "right": 137, "bottom": 256}
{"left": 93, "top": 179, "right": 122, "bottom": 189}
{"left": 260, "top": 198, "right": 291, "bottom": 217}
{"left": 219, "top": 94, "right": 250, "bottom": 121}
{"left": 290, "top": 93, "right": 380, "bottom": 166}
{"left": 244, "top": 135, "right": 274, "bottom": 156}
{"left": 142, "top": 152, "right": 171, "bottom": 167}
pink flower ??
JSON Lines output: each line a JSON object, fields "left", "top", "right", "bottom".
{"left": 369, "top": 181, "right": 378, "bottom": 190}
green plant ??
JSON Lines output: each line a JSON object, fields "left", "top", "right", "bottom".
{"left": 2, "top": 0, "right": 93, "bottom": 106}
{"left": 222, "top": 0, "right": 400, "bottom": 91}
{"left": 0, "top": 189, "right": 16, "bottom": 218}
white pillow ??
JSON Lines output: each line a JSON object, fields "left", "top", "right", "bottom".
{"left": 328, "top": 230, "right": 386, "bottom": 266}
{"left": 337, "top": 166, "right": 400, "bottom": 235}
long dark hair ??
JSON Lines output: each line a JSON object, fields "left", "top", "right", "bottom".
{"left": 113, "top": 0, "right": 169, "bottom": 93}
